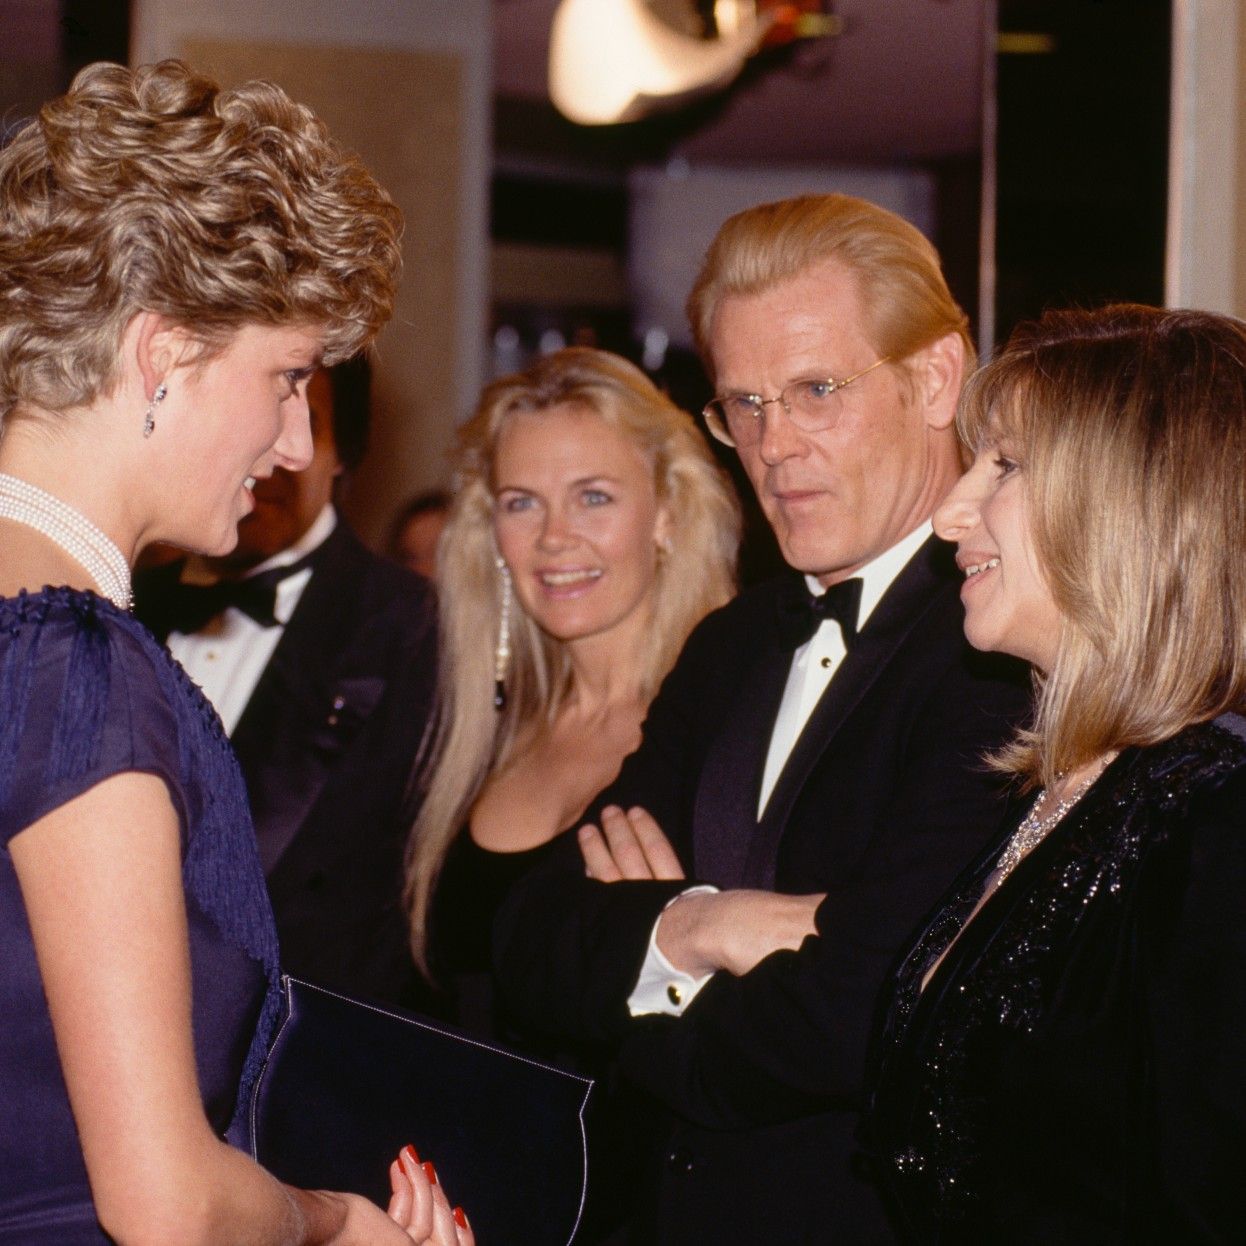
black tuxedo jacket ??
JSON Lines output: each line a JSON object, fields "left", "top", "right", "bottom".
{"left": 137, "top": 523, "right": 437, "bottom": 1008}
{"left": 495, "top": 537, "right": 1031, "bottom": 1244}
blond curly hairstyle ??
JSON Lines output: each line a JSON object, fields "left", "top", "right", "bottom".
{"left": 0, "top": 59, "right": 402, "bottom": 421}
{"left": 406, "top": 347, "right": 741, "bottom": 974}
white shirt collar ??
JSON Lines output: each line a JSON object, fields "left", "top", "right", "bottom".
{"left": 802, "top": 520, "right": 933, "bottom": 630}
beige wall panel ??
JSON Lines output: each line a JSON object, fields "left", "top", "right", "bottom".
{"left": 183, "top": 38, "right": 463, "bottom": 545}
{"left": 1167, "top": 0, "right": 1241, "bottom": 314}
{"left": 1237, "top": 10, "right": 1246, "bottom": 316}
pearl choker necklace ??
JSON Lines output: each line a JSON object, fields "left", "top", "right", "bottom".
{"left": 0, "top": 473, "right": 132, "bottom": 609}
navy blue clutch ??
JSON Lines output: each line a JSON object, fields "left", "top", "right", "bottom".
{"left": 249, "top": 977, "right": 593, "bottom": 1245}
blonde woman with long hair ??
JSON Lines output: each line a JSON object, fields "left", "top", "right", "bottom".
{"left": 406, "top": 347, "right": 739, "bottom": 1026}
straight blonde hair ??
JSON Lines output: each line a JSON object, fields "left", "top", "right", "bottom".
{"left": 406, "top": 348, "right": 740, "bottom": 975}
{"left": 958, "top": 304, "right": 1246, "bottom": 789}
{"left": 686, "top": 193, "right": 975, "bottom": 381}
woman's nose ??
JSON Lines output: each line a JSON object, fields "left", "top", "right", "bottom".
{"left": 537, "top": 509, "right": 577, "bottom": 550}
{"left": 276, "top": 391, "right": 315, "bottom": 472}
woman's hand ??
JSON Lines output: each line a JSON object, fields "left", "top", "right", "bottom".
{"left": 13, "top": 771, "right": 475, "bottom": 1246}
{"left": 578, "top": 805, "right": 685, "bottom": 882}
{"left": 655, "top": 889, "right": 824, "bottom": 978}
{"left": 386, "top": 1146, "right": 474, "bottom": 1245}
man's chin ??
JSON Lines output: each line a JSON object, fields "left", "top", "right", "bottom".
{"left": 774, "top": 531, "right": 843, "bottom": 578}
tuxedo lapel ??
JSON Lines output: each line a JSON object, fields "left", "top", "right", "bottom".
{"left": 232, "top": 524, "right": 369, "bottom": 872}
{"left": 691, "top": 637, "right": 792, "bottom": 887}
{"left": 741, "top": 537, "right": 958, "bottom": 888}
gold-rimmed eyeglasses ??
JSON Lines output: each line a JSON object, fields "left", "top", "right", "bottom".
{"left": 702, "top": 356, "right": 892, "bottom": 448}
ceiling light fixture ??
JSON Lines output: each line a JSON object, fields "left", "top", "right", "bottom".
{"left": 549, "top": 0, "right": 840, "bottom": 126}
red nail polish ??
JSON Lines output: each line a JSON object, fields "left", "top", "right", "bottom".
{"left": 453, "top": 1206, "right": 469, "bottom": 1229}
{"left": 422, "top": 1160, "right": 438, "bottom": 1186}
{"left": 401, "top": 1144, "right": 419, "bottom": 1166}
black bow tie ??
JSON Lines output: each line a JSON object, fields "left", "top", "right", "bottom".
{"left": 164, "top": 554, "right": 317, "bottom": 634}
{"left": 776, "top": 577, "right": 863, "bottom": 651}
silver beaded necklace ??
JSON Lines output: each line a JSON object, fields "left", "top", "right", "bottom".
{"left": 994, "top": 761, "right": 1107, "bottom": 882}
{"left": 0, "top": 473, "right": 132, "bottom": 609}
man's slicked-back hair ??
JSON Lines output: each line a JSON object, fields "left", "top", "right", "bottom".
{"left": 0, "top": 59, "right": 402, "bottom": 421}
{"left": 686, "top": 193, "right": 973, "bottom": 380}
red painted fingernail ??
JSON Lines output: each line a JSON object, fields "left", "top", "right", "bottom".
{"left": 423, "top": 1160, "right": 438, "bottom": 1186}
{"left": 401, "top": 1144, "right": 419, "bottom": 1165}
{"left": 453, "top": 1206, "right": 469, "bottom": 1229}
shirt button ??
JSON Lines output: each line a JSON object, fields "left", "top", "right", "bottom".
{"left": 820, "top": 656, "right": 832, "bottom": 669}
{"left": 666, "top": 983, "right": 683, "bottom": 1007}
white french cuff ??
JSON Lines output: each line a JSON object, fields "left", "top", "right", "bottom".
{"left": 626, "top": 885, "right": 720, "bottom": 1018}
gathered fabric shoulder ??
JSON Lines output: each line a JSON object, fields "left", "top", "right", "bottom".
{"left": 0, "top": 587, "right": 216, "bottom": 843}
{"left": 0, "top": 586, "right": 281, "bottom": 1132}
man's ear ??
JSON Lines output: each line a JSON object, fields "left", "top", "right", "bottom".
{"left": 914, "top": 331, "right": 966, "bottom": 432}
{"left": 129, "top": 311, "right": 196, "bottom": 399}
{"left": 653, "top": 501, "right": 673, "bottom": 556}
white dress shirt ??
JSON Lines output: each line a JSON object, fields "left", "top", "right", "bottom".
{"left": 628, "top": 523, "right": 934, "bottom": 1017}
{"left": 167, "top": 505, "right": 338, "bottom": 736}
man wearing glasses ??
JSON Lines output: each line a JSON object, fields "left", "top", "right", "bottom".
{"left": 496, "top": 194, "right": 1029, "bottom": 1243}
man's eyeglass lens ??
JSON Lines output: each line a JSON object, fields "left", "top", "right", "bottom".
{"left": 702, "top": 357, "right": 890, "bottom": 448}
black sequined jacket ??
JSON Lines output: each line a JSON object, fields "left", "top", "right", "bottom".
{"left": 865, "top": 720, "right": 1246, "bottom": 1244}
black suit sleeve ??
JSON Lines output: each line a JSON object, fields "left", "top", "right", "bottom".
{"left": 612, "top": 658, "right": 1025, "bottom": 1130}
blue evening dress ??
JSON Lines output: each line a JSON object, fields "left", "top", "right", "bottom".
{"left": 0, "top": 589, "right": 281, "bottom": 1242}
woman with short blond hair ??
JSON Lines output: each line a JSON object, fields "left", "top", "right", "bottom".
{"left": 0, "top": 60, "right": 468, "bottom": 1245}
{"left": 868, "top": 304, "right": 1246, "bottom": 1241}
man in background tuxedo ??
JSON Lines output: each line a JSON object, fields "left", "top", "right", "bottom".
{"left": 495, "top": 195, "right": 1031, "bottom": 1243}
{"left": 136, "top": 360, "right": 437, "bottom": 1008}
